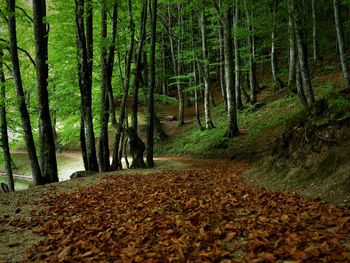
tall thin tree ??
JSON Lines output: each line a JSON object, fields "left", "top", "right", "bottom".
{"left": 147, "top": 0, "right": 158, "bottom": 168}
{"left": 75, "top": 0, "right": 99, "bottom": 172}
{"left": 333, "top": 0, "right": 350, "bottom": 89}
{"left": 0, "top": 49, "right": 14, "bottom": 191}
{"left": 7, "top": 0, "right": 43, "bottom": 185}
{"left": 33, "top": 0, "right": 58, "bottom": 183}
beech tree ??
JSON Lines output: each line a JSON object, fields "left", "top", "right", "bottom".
{"left": 75, "top": 0, "right": 98, "bottom": 172}
{"left": 333, "top": 0, "right": 350, "bottom": 89}
{"left": 0, "top": 49, "right": 14, "bottom": 191}
{"left": 7, "top": 0, "right": 43, "bottom": 185}
{"left": 147, "top": 0, "right": 158, "bottom": 168}
{"left": 33, "top": 0, "right": 58, "bottom": 183}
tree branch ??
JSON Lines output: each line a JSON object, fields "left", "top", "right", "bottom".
{"left": 0, "top": 39, "right": 36, "bottom": 67}
{"left": 0, "top": 8, "right": 8, "bottom": 22}
{"left": 15, "top": 5, "right": 33, "bottom": 23}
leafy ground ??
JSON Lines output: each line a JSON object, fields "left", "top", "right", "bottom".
{"left": 1, "top": 159, "right": 350, "bottom": 262}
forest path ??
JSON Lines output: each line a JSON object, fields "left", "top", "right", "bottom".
{"left": 1, "top": 159, "right": 350, "bottom": 262}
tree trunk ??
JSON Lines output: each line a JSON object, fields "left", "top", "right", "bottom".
{"left": 98, "top": 0, "right": 118, "bottom": 172}
{"left": 296, "top": 62, "right": 308, "bottom": 108}
{"left": 223, "top": 8, "right": 239, "bottom": 138}
{"left": 312, "top": 0, "right": 320, "bottom": 63}
{"left": 131, "top": 0, "right": 147, "bottom": 131}
{"left": 0, "top": 49, "right": 14, "bottom": 191}
{"left": 292, "top": 0, "right": 315, "bottom": 107}
{"left": 98, "top": 0, "right": 110, "bottom": 172}
{"left": 7, "top": 0, "right": 43, "bottom": 185}
{"left": 177, "top": 4, "right": 185, "bottom": 127}
{"left": 218, "top": 25, "right": 227, "bottom": 111}
{"left": 111, "top": 0, "right": 135, "bottom": 171}
{"left": 270, "top": 3, "right": 284, "bottom": 91}
{"left": 243, "top": 2, "right": 258, "bottom": 104}
{"left": 33, "top": 0, "right": 58, "bottom": 183}
{"left": 200, "top": 6, "right": 215, "bottom": 129}
{"left": 233, "top": 3, "right": 243, "bottom": 110}
{"left": 334, "top": 0, "right": 350, "bottom": 89}
{"left": 288, "top": 3, "right": 296, "bottom": 91}
{"left": 75, "top": 0, "right": 98, "bottom": 172}
{"left": 194, "top": 63, "right": 203, "bottom": 130}
{"left": 147, "top": 0, "right": 158, "bottom": 168}
{"left": 107, "top": 0, "right": 118, "bottom": 130}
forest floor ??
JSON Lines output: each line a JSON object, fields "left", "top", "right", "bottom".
{"left": 1, "top": 158, "right": 350, "bottom": 262}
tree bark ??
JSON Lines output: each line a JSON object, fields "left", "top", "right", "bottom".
{"left": 98, "top": 0, "right": 110, "bottom": 172}
{"left": 333, "top": 0, "right": 350, "bottom": 89}
{"left": 194, "top": 62, "right": 203, "bottom": 130}
{"left": 288, "top": 2, "right": 296, "bottom": 91}
{"left": 177, "top": 4, "right": 185, "bottom": 127}
{"left": 311, "top": 0, "right": 320, "bottom": 63}
{"left": 200, "top": 6, "right": 215, "bottom": 129}
{"left": 223, "top": 7, "right": 239, "bottom": 138}
{"left": 111, "top": 0, "right": 135, "bottom": 171}
{"left": 270, "top": 2, "right": 284, "bottom": 91}
{"left": 243, "top": 2, "right": 258, "bottom": 104}
{"left": 131, "top": 0, "right": 147, "bottom": 131}
{"left": 296, "top": 62, "right": 308, "bottom": 108}
{"left": 218, "top": 25, "right": 227, "bottom": 111}
{"left": 75, "top": 0, "right": 99, "bottom": 172}
{"left": 33, "top": 0, "right": 58, "bottom": 183}
{"left": 292, "top": 0, "right": 315, "bottom": 107}
{"left": 147, "top": 0, "right": 158, "bottom": 168}
{"left": 7, "top": 0, "right": 43, "bottom": 185}
{"left": 233, "top": 3, "right": 243, "bottom": 110}
{"left": 0, "top": 49, "right": 14, "bottom": 191}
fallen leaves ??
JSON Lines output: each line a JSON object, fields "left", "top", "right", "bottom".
{"left": 12, "top": 160, "right": 349, "bottom": 262}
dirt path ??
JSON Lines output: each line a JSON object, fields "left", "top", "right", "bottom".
{"left": 0, "top": 159, "right": 349, "bottom": 262}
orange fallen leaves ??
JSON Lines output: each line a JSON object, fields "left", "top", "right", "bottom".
{"left": 12, "top": 160, "right": 349, "bottom": 262}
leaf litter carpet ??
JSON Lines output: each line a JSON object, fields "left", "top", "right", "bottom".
{"left": 21, "top": 160, "right": 350, "bottom": 262}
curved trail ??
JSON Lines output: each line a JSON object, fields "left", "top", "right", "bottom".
{"left": 1, "top": 159, "right": 350, "bottom": 262}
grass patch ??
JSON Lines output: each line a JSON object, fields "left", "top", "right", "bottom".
{"left": 156, "top": 89, "right": 306, "bottom": 158}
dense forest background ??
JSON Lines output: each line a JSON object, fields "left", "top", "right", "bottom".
{"left": 1, "top": 0, "right": 350, "bottom": 191}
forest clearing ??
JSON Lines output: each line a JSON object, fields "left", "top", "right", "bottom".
{"left": 1, "top": 0, "right": 350, "bottom": 262}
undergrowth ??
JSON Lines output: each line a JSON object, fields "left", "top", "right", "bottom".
{"left": 156, "top": 81, "right": 350, "bottom": 158}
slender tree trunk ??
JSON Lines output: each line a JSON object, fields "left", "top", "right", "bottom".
{"left": 0, "top": 50, "right": 14, "bottom": 191}
{"left": 98, "top": 0, "right": 110, "bottom": 172}
{"left": 111, "top": 0, "right": 135, "bottom": 171}
{"left": 270, "top": 3, "right": 284, "bottom": 91}
{"left": 334, "top": 0, "right": 350, "bottom": 89}
{"left": 223, "top": 8, "right": 239, "bottom": 138}
{"left": 131, "top": 0, "right": 147, "bottom": 131}
{"left": 75, "top": 0, "right": 98, "bottom": 172}
{"left": 292, "top": 1, "right": 315, "bottom": 107}
{"left": 288, "top": 3, "right": 296, "bottom": 91}
{"left": 243, "top": 2, "right": 257, "bottom": 104}
{"left": 218, "top": 26, "right": 227, "bottom": 111}
{"left": 296, "top": 62, "right": 308, "bottom": 108}
{"left": 193, "top": 62, "right": 203, "bottom": 130}
{"left": 233, "top": 3, "right": 243, "bottom": 110}
{"left": 107, "top": 0, "right": 118, "bottom": 129}
{"left": 33, "top": 0, "right": 58, "bottom": 183}
{"left": 7, "top": 0, "right": 43, "bottom": 185}
{"left": 200, "top": 6, "right": 215, "bottom": 129}
{"left": 177, "top": 4, "right": 185, "bottom": 127}
{"left": 147, "top": 0, "right": 158, "bottom": 168}
{"left": 311, "top": 0, "right": 320, "bottom": 63}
